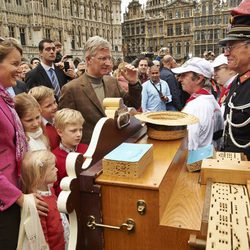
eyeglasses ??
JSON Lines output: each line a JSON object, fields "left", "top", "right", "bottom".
{"left": 95, "top": 56, "right": 113, "bottom": 62}
{"left": 44, "top": 47, "right": 56, "bottom": 52}
{"left": 214, "top": 65, "right": 227, "bottom": 72}
{"left": 223, "top": 41, "right": 249, "bottom": 52}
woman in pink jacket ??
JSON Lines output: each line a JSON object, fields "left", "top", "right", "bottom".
{"left": 0, "top": 38, "right": 48, "bottom": 249}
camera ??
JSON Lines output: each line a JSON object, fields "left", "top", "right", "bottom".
{"left": 160, "top": 94, "right": 168, "bottom": 103}
{"left": 64, "top": 61, "right": 70, "bottom": 71}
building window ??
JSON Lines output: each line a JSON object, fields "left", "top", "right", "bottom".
{"left": 159, "top": 25, "right": 163, "bottom": 34}
{"left": 168, "top": 43, "right": 173, "bottom": 55}
{"left": 71, "top": 28, "right": 75, "bottom": 49}
{"left": 148, "top": 26, "right": 152, "bottom": 36}
{"left": 176, "top": 24, "right": 181, "bottom": 36}
{"left": 202, "top": 3, "right": 206, "bottom": 15}
{"left": 19, "top": 28, "right": 26, "bottom": 45}
{"left": 94, "top": 3, "right": 98, "bottom": 21}
{"left": 223, "top": 14, "right": 229, "bottom": 24}
{"left": 195, "top": 31, "right": 200, "bottom": 40}
{"left": 141, "top": 25, "right": 145, "bottom": 33}
{"left": 167, "top": 24, "right": 173, "bottom": 36}
{"left": 208, "top": 16, "right": 213, "bottom": 25}
{"left": 56, "top": 0, "right": 60, "bottom": 10}
{"left": 43, "top": 0, "right": 48, "bottom": 8}
{"left": 168, "top": 12, "right": 172, "bottom": 19}
{"left": 175, "top": 10, "right": 180, "bottom": 19}
{"left": 176, "top": 42, "right": 181, "bottom": 54}
{"left": 208, "top": 30, "right": 213, "bottom": 40}
{"left": 131, "top": 27, "right": 135, "bottom": 35}
{"left": 208, "top": 3, "right": 213, "bottom": 15}
{"left": 153, "top": 25, "right": 157, "bottom": 34}
{"left": 84, "top": 4, "right": 87, "bottom": 19}
{"left": 86, "top": 27, "right": 89, "bottom": 41}
{"left": 214, "top": 29, "right": 219, "bottom": 40}
{"left": 184, "top": 23, "right": 190, "bottom": 35}
{"left": 201, "top": 31, "right": 205, "bottom": 40}
{"left": 184, "top": 10, "right": 189, "bottom": 18}
{"left": 16, "top": 0, "right": 21, "bottom": 5}
{"left": 5, "top": 0, "right": 11, "bottom": 3}
{"left": 9, "top": 26, "right": 15, "bottom": 37}
{"left": 185, "top": 41, "right": 190, "bottom": 55}
{"left": 78, "top": 26, "right": 82, "bottom": 47}
{"left": 58, "top": 30, "right": 62, "bottom": 43}
{"left": 75, "top": 2, "right": 79, "bottom": 17}
{"left": 45, "top": 29, "right": 50, "bottom": 39}
{"left": 195, "top": 45, "right": 200, "bottom": 57}
{"left": 201, "top": 17, "right": 206, "bottom": 25}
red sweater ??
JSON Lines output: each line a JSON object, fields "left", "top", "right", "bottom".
{"left": 39, "top": 188, "right": 65, "bottom": 250}
{"left": 45, "top": 124, "right": 60, "bottom": 150}
{"left": 52, "top": 144, "right": 88, "bottom": 196}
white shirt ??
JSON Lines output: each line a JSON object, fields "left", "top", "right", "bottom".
{"left": 183, "top": 94, "right": 224, "bottom": 150}
{"left": 141, "top": 79, "right": 172, "bottom": 112}
{"left": 26, "top": 127, "right": 48, "bottom": 151}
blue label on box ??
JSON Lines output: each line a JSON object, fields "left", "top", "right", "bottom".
{"left": 187, "top": 144, "right": 213, "bottom": 164}
{"left": 104, "top": 143, "right": 153, "bottom": 162}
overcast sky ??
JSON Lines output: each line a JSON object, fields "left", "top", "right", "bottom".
{"left": 121, "top": 0, "right": 147, "bottom": 13}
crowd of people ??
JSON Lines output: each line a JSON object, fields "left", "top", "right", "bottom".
{"left": 0, "top": 1, "right": 249, "bottom": 249}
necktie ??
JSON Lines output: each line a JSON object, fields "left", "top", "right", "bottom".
{"left": 49, "top": 68, "right": 61, "bottom": 98}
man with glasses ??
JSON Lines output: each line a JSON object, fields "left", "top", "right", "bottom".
{"left": 219, "top": 0, "right": 250, "bottom": 159}
{"left": 25, "top": 39, "right": 69, "bottom": 98}
{"left": 59, "top": 36, "right": 142, "bottom": 144}
{"left": 212, "top": 54, "right": 237, "bottom": 113}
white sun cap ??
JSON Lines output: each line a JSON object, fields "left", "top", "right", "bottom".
{"left": 172, "top": 57, "right": 214, "bottom": 79}
{"left": 211, "top": 54, "right": 228, "bottom": 68}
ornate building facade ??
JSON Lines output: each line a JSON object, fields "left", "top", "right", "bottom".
{"left": 0, "top": 0, "right": 123, "bottom": 61}
{"left": 122, "top": 0, "right": 241, "bottom": 62}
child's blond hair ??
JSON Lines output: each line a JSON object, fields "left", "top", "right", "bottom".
{"left": 14, "top": 93, "right": 49, "bottom": 147}
{"left": 14, "top": 92, "right": 41, "bottom": 118}
{"left": 28, "top": 86, "right": 55, "bottom": 105}
{"left": 21, "top": 150, "right": 56, "bottom": 194}
{"left": 54, "top": 108, "right": 84, "bottom": 131}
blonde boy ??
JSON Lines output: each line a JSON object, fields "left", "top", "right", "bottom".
{"left": 29, "top": 86, "right": 60, "bottom": 150}
{"left": 52, "top": 108, "right": 88, "bottom": 196}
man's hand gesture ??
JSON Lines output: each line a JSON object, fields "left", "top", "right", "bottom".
{"left": 121, "top": 64, "right": 138, "bottom": 85}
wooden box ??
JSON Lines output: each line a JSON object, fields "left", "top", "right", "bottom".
{"left": 102, "top": 143, "right": 153, "bottom": 178}
{"left": 200, "top": 152, "right": 250, "bottom": 185}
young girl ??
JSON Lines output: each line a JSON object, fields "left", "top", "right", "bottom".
{"left": 21, "top": 150, "right": 65, "bottom": 250}
{"left": 14, "top": 93, "right": 49, "bottom": 151}
{"left": 29, "top": 86, "right": 60, "bottom": 150}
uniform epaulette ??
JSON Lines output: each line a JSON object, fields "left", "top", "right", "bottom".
{"left": 239, "top": 71, "right": 250, "bottom": 84}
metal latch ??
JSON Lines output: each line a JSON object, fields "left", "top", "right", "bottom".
{"left": 137, "top": 200, "right": 146, "bottom": 215}
{"left": 87, "top": 215, "right": 135, "bottom": 233}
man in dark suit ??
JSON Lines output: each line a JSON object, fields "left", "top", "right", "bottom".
{"left": 160, "top": 55, "right": 183, "bottom": 110}
{"left": 59, "top": 36, "right": 142, "bottom": 144}
{"left": 14, "top": 80, "right": 28, "bottom": 95}
{"left": 25, "top": 39, "right": 69, "bottom": 98}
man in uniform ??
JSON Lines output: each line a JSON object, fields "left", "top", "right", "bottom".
{"left": 220, "top": 0, "right": 250, "bottom": 159}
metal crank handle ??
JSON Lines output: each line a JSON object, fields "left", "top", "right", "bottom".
{"left": 87, "top": 215, "right": 135, "bottom": 232}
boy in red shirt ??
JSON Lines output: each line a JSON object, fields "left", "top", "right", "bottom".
{"left": 53, "top": 108, "right": 88, "bottom": 196}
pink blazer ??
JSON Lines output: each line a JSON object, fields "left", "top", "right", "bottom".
{"left": 0, "top": 97, "right": 22, "bottom": 211}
